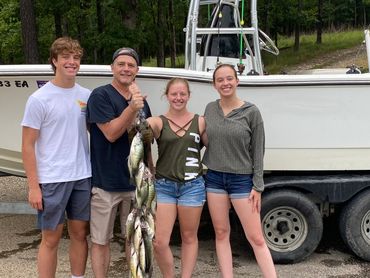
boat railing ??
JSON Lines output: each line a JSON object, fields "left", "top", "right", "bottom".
{"left": 185, "top": 0, "right": 278, "bottom": 75}
{"left": 365, "top": 30, "right": 370, "bottom": 70}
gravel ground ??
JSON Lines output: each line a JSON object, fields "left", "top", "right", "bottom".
{"left": 286, "top": 45, "right": 369, "bottom": 74}
{"left": 1, "top": 176, "right": 370, "bottom": 277}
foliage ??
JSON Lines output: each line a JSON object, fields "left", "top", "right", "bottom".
{"left": 1, "top": 0, "right": 370, "bottom": 65}
{"left": 0, "top": 0, "right": 22, "bottom": 63}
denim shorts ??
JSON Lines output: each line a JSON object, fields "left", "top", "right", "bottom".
{"left": 204, "top": 169, "right": 253, "bottom": 199}
{"left": 38, "top": 178, "right": 91, "bottom": 230}
{"left": 155, "top": 176, "right": 206, "bottom": 207}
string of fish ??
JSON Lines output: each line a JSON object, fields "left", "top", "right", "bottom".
{"left": 126, "top": 110, "right": 156, "bottom": 278}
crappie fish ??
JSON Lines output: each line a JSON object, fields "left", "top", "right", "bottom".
{"left": 135, "top": 185, "right": 143, "bottom": 208}
{"left": 145, "top": 175, "right": 156, "bottom": 209}
{"left": 150, "top": 197, "right": 157, "bottom": 216}
{"left": 126, "top": 209, "right": 137, "bottom": 241}
{"left": 134, "top": 216, "right": 142, "bottom": 252}
{"left": 129, "top": 132, "right": 144, "bottom": 177}
{"left": 141, "top": 220, "right": 155, "bottom": 241}
{"left": 137, "top": 265, "right": 143, "bottom": 278}
{"left": 138, "top": 178, "right": 149, "bottom": 206}
{"left": 142, "top": 225, "right": 154, "bottom": 274}
{"left": 135, "top": 161, "right": 145, "bottom": 188}
{"left": 137, "top": 119, "right": 154, "bottom": 146}
{"left": 145, "top": 211, "right": 155, "bottom": 233}
{"left": 130, "top": 245, "right": 139, "bottom": 278}
{"left": 139, "top": 238, "right": 146, "bottom": 272}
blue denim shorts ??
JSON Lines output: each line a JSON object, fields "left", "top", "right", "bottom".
{"left": 155, "top": 176, "right": 206, "bottom": 207}
{"left": 204, "top": 169, "right": 253, "bottom": 199}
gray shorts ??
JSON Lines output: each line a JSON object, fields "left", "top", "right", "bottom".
{"left": 37, "top": 178, "right": 91, "bottom": 230}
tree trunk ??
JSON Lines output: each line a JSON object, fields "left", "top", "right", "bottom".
{"left": 364, "top": 4, "right": 367, "bottom": 27}
{"left": 263, "top": 0, "right": 271, "bottom": 35}
{"left": 96, "top": 0, "right": 104, "bottom": 63}
{"left": 316, "top": 0, "right": 323, "bottom": 44}
{"left": 156, "top": 0, "right": 165, "bottom": 67}
{"left": 122, "top": 0, "right": 138, "bottom": 29}
{"left": 294, "top": 0, "right": 302, "bottom": 51}
{"left": 54, "top": 10, "right": 63, "bottom": 38}
{"left": 168, "top": 0, "right": 176, "bottom": 67}
{"left": 20, "top": 0, "right": 39, "bottom": 63}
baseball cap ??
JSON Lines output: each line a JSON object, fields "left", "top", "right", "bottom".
{"left": 112, "top": 47, "right": 140, "bottom": 65}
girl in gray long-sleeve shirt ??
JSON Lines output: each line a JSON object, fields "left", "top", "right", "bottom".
{"left": 203, "top": 64, "right": 277, "bottom": 278}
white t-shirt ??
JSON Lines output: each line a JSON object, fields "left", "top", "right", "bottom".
{"left": 21, "top": 81, "right": 91, "bottom": 183}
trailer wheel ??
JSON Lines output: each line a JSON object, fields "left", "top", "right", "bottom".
{"left": 261, "top": 190, "right": 323, "bottom": 264}
{"left": 339, "top": 190, "right": 370, "bottom": 261}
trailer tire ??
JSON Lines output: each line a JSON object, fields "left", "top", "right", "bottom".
{"left": 261, "top": 190, "right": 323, "bottom": 264}
{"left": 339, "top": 190, "right": 370, "bottom": 261}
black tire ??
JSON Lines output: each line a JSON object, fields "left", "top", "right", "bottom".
{"left": 339, "top": 190, "right": 370, "bottom": 261}
{"left": 261, "top": 190, "right": 323, "bottom": 264}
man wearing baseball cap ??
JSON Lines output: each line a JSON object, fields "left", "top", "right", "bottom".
{"left": 87, "top": 47, "right": 151, "bottom": 277}
{"left": 112, "top": 47, "right": 140, "bottom": 65}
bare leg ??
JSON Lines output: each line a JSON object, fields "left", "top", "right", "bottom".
{"left": 68, "top": 219, "right": 89, "bottom": 276}
{"left": 153, "top": 203, "right": 177, "bottom": 278}
{"left": 38, "top": 223, "right": 64, "bottom": 278}
{"left": 207, "top": 193, "right": 233, "bottom": 278}
{"left": 91, "top": 242, "right": 111, "bottom": 278}
{"left": 232, "top": 198, "right": 277, "bottom": 278}
{"left": 177, "top": 205, "right": 203, "bottom": 278}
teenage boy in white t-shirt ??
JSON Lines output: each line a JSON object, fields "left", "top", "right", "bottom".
{"left": 21, "top": 37, "right": 91, "bottom": 278}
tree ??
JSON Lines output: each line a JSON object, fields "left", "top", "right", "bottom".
{"left": 294, "top": 0, "right": 303, "bottom": 51}
{"left": 20, "top": 0, "right": 39, "bottom": 63}
{"left": 168, "top": 0, "right": 176, "bottom": 67}
{"left": 153, "top": 0, "right": 165, "bottom": 67}
{"left": 95, "top": 0, "right": 104, "bottom": 63}
{"left": 316, "top": 0, "right": 323, "bottom": 44}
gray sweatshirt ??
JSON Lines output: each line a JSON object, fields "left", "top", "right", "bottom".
{"left": 203, "top": 100, "right": 265, "bottom": 192}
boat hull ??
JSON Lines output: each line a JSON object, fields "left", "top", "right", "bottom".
{"left": 1, "top": 65, "right": 370, "bottom": 175}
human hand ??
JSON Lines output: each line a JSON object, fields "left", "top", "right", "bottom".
{"left": 248, "top": 189, "right": 261, "bottom": 213}
{"left": 29, "top": 186, "right": 43, "bottom": 211}
{"left": 128, "top": 82, "right": 145, "bottom": 112}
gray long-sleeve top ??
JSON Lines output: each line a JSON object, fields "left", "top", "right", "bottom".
{"left": 203, "top": 100, "right": 265, "bottom": 192}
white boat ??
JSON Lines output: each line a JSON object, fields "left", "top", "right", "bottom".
{"left": 2, "top": 0, "right": 370, "bottom": 176}
{"left": 2, "top": 64, "right": 370, "bottom": 176}
{"left": 2, "top": 0, "right": 370, "bottom": 263}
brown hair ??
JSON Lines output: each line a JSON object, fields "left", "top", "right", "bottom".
{"left": 164, "top": 78, "right": 191, "bottom": 96}
{"left": 212, "top": 64, "right": 238, "bottom": 84}
{"left": 49, "top": 37, "right": 83, "bottom": 73}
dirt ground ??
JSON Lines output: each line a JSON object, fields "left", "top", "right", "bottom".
{"left": 286, "top": 44, "right": 368, "bottom": 74}
{"left": 1, "top": 176, "right": 370, "bottom": 278}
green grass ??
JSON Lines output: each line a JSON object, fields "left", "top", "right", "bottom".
{"left": 143, "top": 55, "right": 185, "bottom": 68}
{"left": 142, "top": 29, "right": 366, "bottom": 73}
{"left": 262, "top": 29, "right": 365, "bottom": 73}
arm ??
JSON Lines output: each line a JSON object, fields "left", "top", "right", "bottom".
{"left": 250, "top": 121, "right": 265, "bottom": 192}
{"left": 97, "top": 105, "right": 137, "bottom": 142}
{"left": 145, "top": 117, "right": 163, "bottom": 175}
{"left": 198, "top": 115, "right": 208, "bottom": 147}
{"left": 249, "top": 120, "right": 265, "bottom": 213}
{"left": 22, "top": 127, "right": 43, "bottom": 210}
{"left": 146, "top": 116, "right": 163, "bottom": 140}
{"left": 98, "top": 83, "right": 145, "bottom": 142}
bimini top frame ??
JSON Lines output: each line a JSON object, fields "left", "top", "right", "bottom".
{"left": 184, "top": 0, "right": 274, "bottom": 75}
